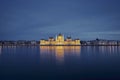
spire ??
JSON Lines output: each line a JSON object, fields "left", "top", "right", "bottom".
{"left": 56, "top": 34, "right": 57, "bottom": 41}
{"left": 63, "top": 34, "right": 64, "bottom": 40}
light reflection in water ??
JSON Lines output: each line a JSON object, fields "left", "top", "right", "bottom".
{"left": 81, "top": 46, "right": 120, "bottom": 56}
{"left": 8, "top": 46, "right": 16, "bottom": 54}
{"left": 1, "top": 46, "right": 17, "bottom": 55}
{"left": 40, "top": 46, "right": 81, "bottom": 63}
{"left": 64, "top": 46, "right": 81, "bottom": 56}
{"left": 98, "top": 46, "right": 119, "bottom": 55}
{"left": 55, "top": 46, "right": 64, "bottom": 63}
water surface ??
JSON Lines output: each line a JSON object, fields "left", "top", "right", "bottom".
{"left": 0, "top": 46, "right": 120, "bottom": 80}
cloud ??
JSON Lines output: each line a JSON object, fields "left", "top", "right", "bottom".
{"left": 0, "top": 0, "right": 120, "bottom": 40}
{"left": 83, "top": 31, "right": 120, "bottom": 35}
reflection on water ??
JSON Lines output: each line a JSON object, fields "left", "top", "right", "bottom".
{"left": 55, "top": 46, "right": 64, "bottom": 63}
{"left": 98, "top": 46, "right": 120, "bottom": 55}
{"left": 4, "top": 46, "right": 17, "bottom": 55}
{"left": 0, "top": 46, "right": 17, "bottom": 55}
{"left": 1, "top": 46, "right": 120, "bottom": 79}
{"left": 40, "top": 46, "right": 81, "bottom": 63}
{"left": 81, "top": 46, "right": 120, "bottom": 56}
{"left": 0, "top": 46, "right": 40, "bottom": 56}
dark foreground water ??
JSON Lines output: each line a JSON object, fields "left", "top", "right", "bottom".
{"left": 0, "top": 46, "right": 120, "bottom": 80}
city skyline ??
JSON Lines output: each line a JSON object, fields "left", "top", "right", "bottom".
{"left": 0, "top": 0, "right": 120, "bottom": 40}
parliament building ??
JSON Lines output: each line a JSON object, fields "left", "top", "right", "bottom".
{"left": 40, "top": 34, "right": 80, "bottom": 46}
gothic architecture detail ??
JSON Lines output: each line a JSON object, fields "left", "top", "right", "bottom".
{"left": 40, "top": 34, "right": 80, "bottom": 46}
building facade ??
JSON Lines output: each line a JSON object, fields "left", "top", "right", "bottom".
{"left": 40, "top": 34, "right": 80, "bottom": 46}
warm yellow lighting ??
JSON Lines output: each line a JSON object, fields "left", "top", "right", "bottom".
{"left": 40, "top": 46, "right": 81, "bottom": 64}
{"left": 55, "top": 46, "right": 64, "bottom": 62}
{"left": 40, "top": 34, "right": 81, "bottom": 46}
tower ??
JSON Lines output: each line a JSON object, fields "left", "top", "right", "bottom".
{"left": 56, "top": 33, "right": 64, "bottom": 45}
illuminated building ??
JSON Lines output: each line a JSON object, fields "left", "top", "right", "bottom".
{"left": 40, "top": 34, "right": 80, "bottom": 46}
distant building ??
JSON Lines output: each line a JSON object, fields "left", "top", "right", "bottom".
{"left": 17, "top": 40, "right": 26, "bottom": 45}
{"left": 108, "top": 41, "right": 118, "bottom": 45}
{"left": 31, "top": 40, "right": 37, "bottom": 45}
{"left": 40, "top": 34, "right": 80, "bottom": 46}
{"left": 118, "top": 41, "right": 120, "bottom": 45}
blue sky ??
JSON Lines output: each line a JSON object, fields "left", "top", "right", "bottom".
{"left": 0, "top": 0, "right": 120, "bottom": 40}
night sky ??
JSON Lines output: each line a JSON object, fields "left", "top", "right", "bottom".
{"left": 0, "top": 0, "right": 120, "bottom": 40}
